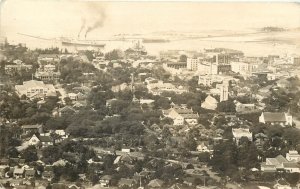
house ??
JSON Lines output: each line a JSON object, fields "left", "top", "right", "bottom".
{"left": 276, "top": 79, "right": 291, "bottom": 89}
{"left": 28, "top": 134, "right": 53, "bottom": 147}
{"left": 118, "top": 178, "right": 136, "bottom": 188}
{"left": 24, "top": 169, "right": 35, "bottom": 179}
{"left": 140, "top": 99, "right": 155, "bottom": 105}
{"left": 169, "top": 183, "right": 194, "bottom": 189}
{"left": 39, "top": 135, "right": 53, "bottom": 147}
{"left": 38, "top": 54, "right": 60, "bottom": 63}
{"left": 57, "top": 106, "right": 77, "bottom": 117}
{"left": 52, "top": 183, "right": 68, "bottom": 189}
{"left": 15, "top": 80, "right": 56, "bottom": 99}
{"left": 21, "top": 124, "right": 43, "bottom": 134}
{"left": 232, "top": 128, "right": 253, "bottom": 145}
{"left": 0, "top": 165, "right": 8, "bottom": 178}
{"left": 43, "top": 64, "right": 56, "bottom": 72}
{"left": 9, "top": 158, "right": 25, "bottom": 166}
{"left": 106, "top": 98, "right": 117, "bottom": 108}
{"left": 197, "top": 143, "right": 213, "bottom": 153}
{"left": 148, "top": 179, "right": 164, "bottom": 188}
{"left": 235, "top": 101, "right": 256, "bottom": 113}
{"left": 274, "top": 179, "right": 291, "bottom": 189}
{"left": 52, "top": 130, "right": 69, "bottom": 142}
{"left": 163, "top": 106, "right": 199, "bottom": 126}
{"left": 28, "top": 134, "right": 40, "bottom": 146}
{"left": 286, "top": 150, "right": 300, "bottom": 162}
{"left": 0, "top": 158, "right": 9, "bottom": 166}
{"left": 111, "top": 83, "right": 130, "bottom": 92}
{"left": 5, "top": 60, "right": 32, "bottom": 75}
{"left": 67, "top": 93, "right": 79, "bottom": 101}
{"left": 259, "top": 112, "right": 293, "bottom": 126}
{"left": 147, "top": 81, "right": 188, "bottom": 95}
{"left": 261, "top": 155, "right": 300, "bottom": 173}
{"left": 201, "top": 95, "right": 218, "bottom": 110}
{"left": 99, "top": 175, "right": 112, "bottom": 187}
{"left": 13, "top": 168, "right": 24, "bottom": 178}
{"left": 42, "top": 166, "right": 54, "bottom": 181}
{"left": 35, "top": 71, "right": 60, "bottom": 82}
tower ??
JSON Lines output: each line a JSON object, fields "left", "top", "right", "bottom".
{"left": 131, "top": 73, "right": 139, "bottom": 102}
{"left": 220, "top": 81, "right": 229, "bottom": 102}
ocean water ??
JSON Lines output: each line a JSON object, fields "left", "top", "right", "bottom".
{"left": 7, "top": 31, "right": 300, "bottom": 57}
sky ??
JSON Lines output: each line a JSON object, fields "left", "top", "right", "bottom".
{"left": 1, "top": 0, "right": 300, "bottom": 39}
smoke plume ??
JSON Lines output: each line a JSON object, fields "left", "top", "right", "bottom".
{"left": 85, "top": 8, "right": 105, "bottom": 39}
{"left": 77, "top": 17, "right": 86, "bottom": 38}
{"left": 78, "top": 2, "right": 106, "bottom": 39}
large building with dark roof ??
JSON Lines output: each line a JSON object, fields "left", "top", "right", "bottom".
{"left": 259, "top": 112, "right": 293, "bottom": 126}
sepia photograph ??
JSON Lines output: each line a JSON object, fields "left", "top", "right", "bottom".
{"left": 0, "top": 0, "right": 300, "bottom": 188}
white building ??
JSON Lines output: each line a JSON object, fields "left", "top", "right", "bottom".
{"left": 259, "top": 112, "right": 293, "bottom": 126}
{"left": 187, "top": 57, "right": 201, "bottom": 71}
{"left": 230, "top": 61, "right": 259, "bottom": 75}
{"left": 163, "top": 106, "right": 199, "bottom": 126}
{"left": 147, "top": 81, "right": 188, "bottom": 95}
{"left": 201, "top": 95, "right": 218, "bottom": 110}
{"left": 261, "top": 154, "right": 300, "bottom": 173}
{"left": 5, "top": 60, "right": 32, "bottom": 74}
{"left": 286, "top": 150, "right": 300, "bottom": 162}
{"left": 232, "top": 128, "right": 253, "bottom": 144}
{"left": 15, "top": 80, "right": 56, "bottom": 99}
{"left": 216, "top": 82, "right": 229, "bottom": 102}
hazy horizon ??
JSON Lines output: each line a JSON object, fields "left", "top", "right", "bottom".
{"left": 1, "top": 1, "right": 300, "bottom": 39}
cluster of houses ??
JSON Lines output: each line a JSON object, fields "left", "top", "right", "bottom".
{"left": 21, "top": 124, "right": 69, "bottom": 147}
{"left": 261, "top": 151, "right": 300, "bottom": 173}
{"left": 4, "top": 59, "right": 32, "bottom": 75}
{"left": 162, "top": 105, "right": 199, "bottom": 126}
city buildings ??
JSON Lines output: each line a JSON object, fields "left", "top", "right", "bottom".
{"left": 15, "top": 80, "right": 56, "bottom": 99}
{"left": 147, "top": 81, "right": 188, "bottom": 95}
{"left": 4, "top": 60, "right": 32, "bottom": 75}
{"left": 261, "top": 153, "right": 300, "bottom": 173}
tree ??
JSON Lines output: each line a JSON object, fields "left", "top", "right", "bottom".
{"left": 42, "top": 145, "right": 63, "bottom": 164}
{"left": 198, "top": 152, "right": 210, "bottom": 162}
{"left": 210, "top": 140, "right": 238, "bottom": 176}
{"left": 21, "top": 146, "right": 38, "bottom": 162}
{"left": 183, "top": 137, "right": 197, "bottom": 151}
{"left": 105, "top": 49, "right": 123, "bottom": 60}
{"left": 217, "top": 100, "right": 236, "bottom": 113}
{"left": 285, "top": 173, "right": 300, "bottom": 186}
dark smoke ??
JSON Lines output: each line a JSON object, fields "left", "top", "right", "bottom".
{"left": 80, "top": 2, "right": 106, "bottom": 39}
{"left": 78, "top": 17, "right": 86, "bottom": 38}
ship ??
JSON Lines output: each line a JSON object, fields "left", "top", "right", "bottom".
{"left": 61, "top": 38, "right": 105, "bottom": 48}
{"left": 142, "top": 38, "right": 170, "bottom": 43}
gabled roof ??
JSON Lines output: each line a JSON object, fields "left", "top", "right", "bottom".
{"left": 59, "top": 106, "right": 76, "bottom": 113}
{"left": 283, "top": 162, "right": 300, "bottom": 168}
{"left": 118, "top": 178, "right": 135, "bottom": 186}
{"left": 13, "top": 168, "right": 24, "bottom": 174}
{"left": 267, "top": 155, "right": 288, "bottom": 165}
{"left": 262, "top": 112, "right": 286, "bottom": 122}
{"left": 25, "top": 169, "right": 35, "bottom": 176}
{"left": 39, "top": 136, "right": 52, "bottom": 143}
{"left": 148, "top": 179, "right": 164, "bottom": 187}
{"left": 22, "top": 124, "right": 42, "bottom": 129}
{"left": 100, "top": 175, "right": 112, "bottom": 180}
{"left": 181, "top": 114, "right": 199, "bottom": 119}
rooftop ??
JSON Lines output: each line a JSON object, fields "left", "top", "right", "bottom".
{"left": 262, "top": 112, "right": 287, "bottom": 122}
